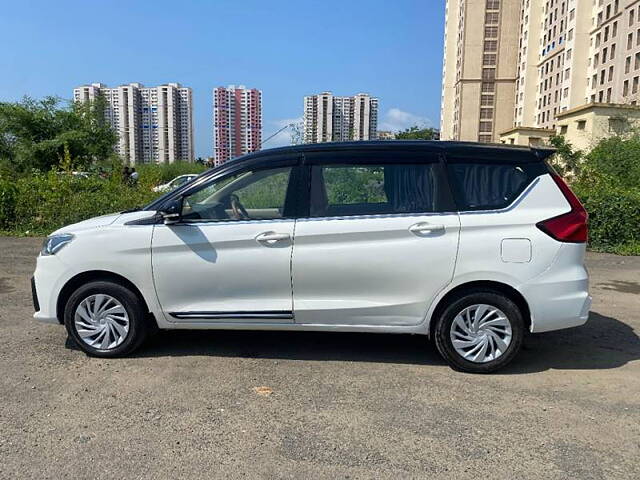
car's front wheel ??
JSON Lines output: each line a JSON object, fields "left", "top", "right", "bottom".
{"left": 64, "top": 281, "right": 149, "bottom": 357}
{"left": 434, "top": 290, "right": 525, "bottom": 373}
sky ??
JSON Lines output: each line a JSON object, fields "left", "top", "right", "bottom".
{"left": 0, "top": 0, "right": 446, "bottom": 158}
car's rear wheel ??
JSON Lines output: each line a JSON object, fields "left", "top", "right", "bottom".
{"left": 64, "top": 281, "right": 149, "bottom": 357}
{"left": 434, "top": 290, "right": 524, "bottom": 373}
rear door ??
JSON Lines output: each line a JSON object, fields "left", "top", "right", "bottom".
{"left": 291, "top": 149, "right": 460, "bottom": 326}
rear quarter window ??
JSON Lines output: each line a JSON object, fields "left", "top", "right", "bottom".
{"left": 447, "top": 159, "right": 547, "bottom": 211}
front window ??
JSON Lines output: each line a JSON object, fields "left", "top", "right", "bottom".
{"left": 181, "top": 167, "right": 292, "bottom": 222}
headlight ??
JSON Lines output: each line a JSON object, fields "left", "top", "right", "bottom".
{"left": 41, "top": 234, "right": 74, "bottom": 256}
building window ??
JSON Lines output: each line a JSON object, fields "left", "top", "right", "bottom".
{"left": 484, "top": 40, "right": 498, "bottom": 52}
{"left": 485, "top": 26, "right": 498, "bottom": 38}
{"left": 483, "top": 53, "right": 497, "bottom": 65}
{"left": 482, "top": 68, "right": 496, "bottom": 80}
{"left": 481, "top": 82, "right": 495, "bottom": 93}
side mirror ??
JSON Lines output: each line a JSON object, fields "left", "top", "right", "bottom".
{"left": 160, "top": 198, "right": 183, "bottom": 225}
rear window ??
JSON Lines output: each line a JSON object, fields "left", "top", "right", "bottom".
{"left": 447, "top": 160, "right": 547, "bottom": 211}
{"left": 310, "top": 163, "right": 452, "bottom": 217}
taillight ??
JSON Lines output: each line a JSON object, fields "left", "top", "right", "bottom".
{"left": 536, "top": 173, "right": 588, "bottom": 243}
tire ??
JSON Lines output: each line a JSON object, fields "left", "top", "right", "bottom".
{"left": 433, "top": 290, "right": 524, "bottom": 373}
{"left": 64, "top": 280, "right": 149, "bottom": 357}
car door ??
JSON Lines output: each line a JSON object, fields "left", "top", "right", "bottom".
{"left": 152, "top": 157, "right": 302, "bottom": 323}
{"left": 291, "top": 150, "right": 460, "bottom": 326}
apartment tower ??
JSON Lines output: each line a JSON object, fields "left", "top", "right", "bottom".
{"left": 303, "top": 92, "right": 379, "bottom": 143}
{"left": 440, "top": 0, "right": 521, "bottom": 143}
{"left": 442, "top": 0, "right": 640, "bottom": 149}
{"left": 212, "top": 85, "right": 262, "bottom": 165}
{"left": 73, "top": 83, "right": 194, "bottom": 164}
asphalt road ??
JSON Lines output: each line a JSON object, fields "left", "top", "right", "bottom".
{"left": 0, "top": 237, "right": 639, "bottom": 479}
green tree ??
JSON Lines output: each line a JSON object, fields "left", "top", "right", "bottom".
{"left": 582, "top": 134, "right": 640, "bottom": 190}
{"left": 394, "top": 126, "right": 440, "bottom": 140}
{"left": 548, "top": 135, "right": 583, "bottom": 178}
{"left": 0, "top": 95, "right": 118, "bottom": 175}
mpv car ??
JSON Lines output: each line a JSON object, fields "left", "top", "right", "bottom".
{"left": 32, "top": 141, "right": 591, "bottom": 373}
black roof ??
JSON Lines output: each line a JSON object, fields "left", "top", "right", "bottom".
{"left": 235, "top": 140, "right": 555, "bottom": 162}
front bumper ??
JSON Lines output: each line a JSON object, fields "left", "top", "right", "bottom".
{"left": 32, "top": 254, "right": 69, "bottom": 325}
{"left": 31, "top": 276, "right": 40, "bottom": 312}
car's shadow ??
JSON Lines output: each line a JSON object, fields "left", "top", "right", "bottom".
{"left": 65, "top": 311, "right": 640, "bottom": 373}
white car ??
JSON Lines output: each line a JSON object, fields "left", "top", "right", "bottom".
{"left": 32, "top": 142, "right": 591, "bottom": 373}
{"left": 152, "top": 174, "right": 199, "bottom": 193}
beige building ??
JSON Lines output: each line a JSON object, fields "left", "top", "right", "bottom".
{"left": 303, "top": 92, "right": 379, "bottom": 143}
{"left": 441, "top": 0, "right": 640, "bottom": 150}
{"left": 440, "top": 0, "right": 521, "bottom": 143}
{"left": 74, "top": 82, "right": 194, "bottom": 164}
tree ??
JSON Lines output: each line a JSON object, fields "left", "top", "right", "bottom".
{"left": 289, "top": 121, "right": 305, "bottom": 145}
{"left": 583, "top": 134, "right": 640, "bottom": 189}
{"left": 548, "top": 135, "right": 583, "bottom": 178}
{"left": 0, "top": 96, "right": 118, "bottom": 174}
{"left": 394, "top": 126, "right": 440, "bottom": 140}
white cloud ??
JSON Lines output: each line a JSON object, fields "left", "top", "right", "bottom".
{"left": 263, "top": 117, "right": 302, "bottom": 148}
{"left": 379, "top": 108, "right": 433, "bottom": 132}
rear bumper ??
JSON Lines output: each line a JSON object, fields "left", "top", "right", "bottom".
{"left": 519, "top": 244, "right": 591, "bottom": 333}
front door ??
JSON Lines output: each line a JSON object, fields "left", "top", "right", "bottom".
{"left": 292, "top": 152, "right": 460, "bottom": 326}
{"left": 152, "top": 164, "right": 298, "bottom": 323}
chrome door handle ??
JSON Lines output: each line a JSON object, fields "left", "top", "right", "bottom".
{"left": 409, "top": 222, "right": 445, "bottom": 234}
{"left": 255, "top": 232, "right": 290, "bottom": 243}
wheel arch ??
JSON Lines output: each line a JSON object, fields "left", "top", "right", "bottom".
{"left": 56, "top": 270, "right": 155, "bottom": 326}
{"left": 428, "top": 280, "right": 531, "bottom": 338}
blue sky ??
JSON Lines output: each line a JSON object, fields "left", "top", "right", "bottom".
{"left": 0, "top": 0, "right": 445, "bottom": 157}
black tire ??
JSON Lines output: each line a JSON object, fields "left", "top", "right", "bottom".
{"left": 433, "top": 290, "right": 524, "bottom": 373}
{"left": 64, "top": 280, "right": 149, "bottom": 357}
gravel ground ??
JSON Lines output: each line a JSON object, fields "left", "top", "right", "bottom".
{"left": 0, "top": 236, "right": 639, "bottom": 479}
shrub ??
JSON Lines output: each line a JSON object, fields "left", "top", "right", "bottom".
{"left": 0, "top": 162, "right": 206, "bottom": 235}
{"left": 573, "top": 181, "right": 640, "bottom": 255}
{"left": 584, "top": 135, "right": 640, "bottom": 190}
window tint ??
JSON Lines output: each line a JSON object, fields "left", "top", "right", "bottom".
{"left": 181, "top": 167, "right": 292, "bottom": 221}
{"left": 310, "top": 163, "right": 445, "bottom": 217}
{"left": 447, "top": 161, "right": 543, "bottom": 210}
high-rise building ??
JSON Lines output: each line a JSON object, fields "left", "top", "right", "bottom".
{"left": 441, "top": 0, "right": 640, "bottom": 150}
{"left": 303, "top": 92, "right": 379, "bottom": 143}
{"left": 212, "top": 85, "right": 262, "bottom": 165}
{"left": 73, "top": 82, "right": 194, "bottom": 164}
{"left": 440, "top": 0, "right": 521, "bottom": 143}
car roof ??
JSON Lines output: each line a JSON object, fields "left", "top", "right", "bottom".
{"left": 232, "top": 140, "right": 555, "bottom": 164}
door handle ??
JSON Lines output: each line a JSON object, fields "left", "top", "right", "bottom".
{"left": 255, "top": 231, "right": 290, "bottom": 243}
{"left": 409, "top": 222, "right": 445, "bottom": 234}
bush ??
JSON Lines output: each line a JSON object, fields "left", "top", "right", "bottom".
{"left": 0, "top": 162, "right": 206, "bottom": 235}
{"left": 584, "top": 135, "right": 640, "bottom": 190}
{"left": 573, "top": 181, "right": 640, "bottom": 255}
